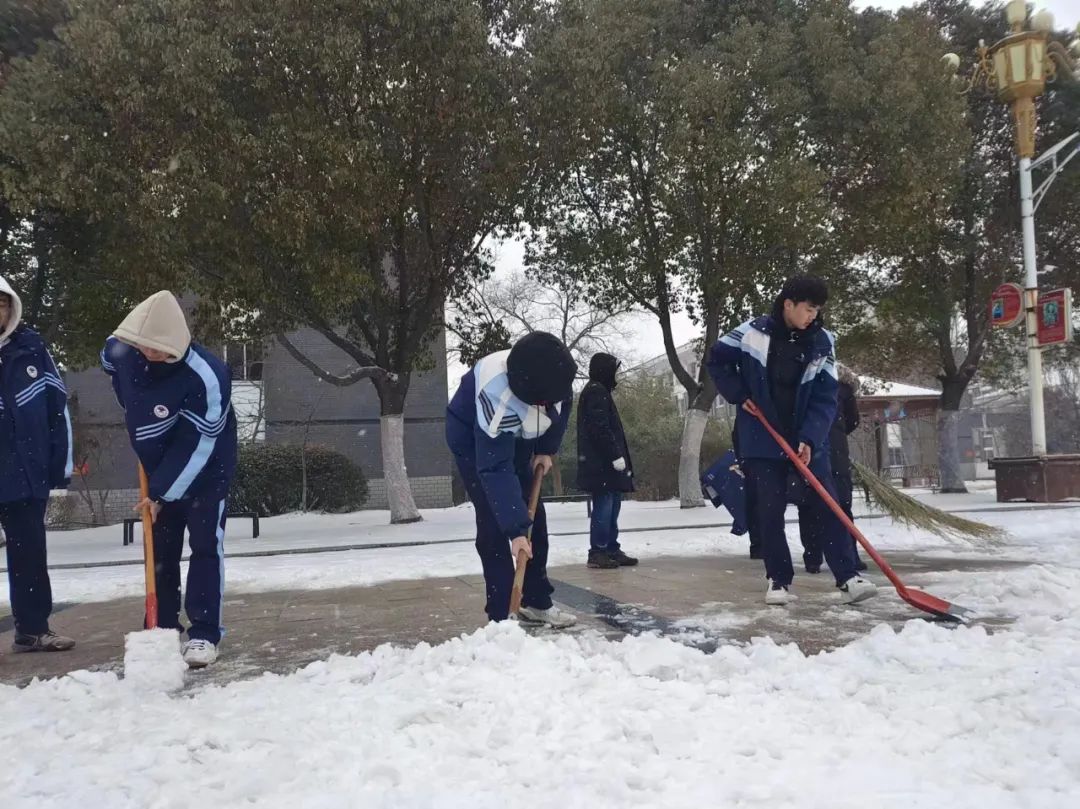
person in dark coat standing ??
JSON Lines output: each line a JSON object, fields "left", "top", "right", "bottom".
{"left": 800, "top": 367, "right": 866, "bottom": 572}
{"left": 576, "top": 353, "right": 637, "bottom": 569}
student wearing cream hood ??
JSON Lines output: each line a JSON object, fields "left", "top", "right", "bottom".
{"left": 0, "top": 275, "right": 75, "bottom": 653}
{"left": 101, "top": 291, "right": 236, "bottom": 668}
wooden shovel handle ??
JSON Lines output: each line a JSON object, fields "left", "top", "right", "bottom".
{"left": 509, "top": 465, "right": 546, "bottom": 614}
{"left": 138, "top": 464, "right": 159, "bottom": 628}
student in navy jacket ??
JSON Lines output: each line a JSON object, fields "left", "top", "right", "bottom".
{"left": 707, "top": 276, "right": 877, "bottom": 606}
{"left": 0, "top": 276, "right": 75, "bottom": 652}
{"left": 101, "top": 291, "right": 236, "bottom": 668}
{"left": 446, "top": 332, "right": 577, "bottom": 627}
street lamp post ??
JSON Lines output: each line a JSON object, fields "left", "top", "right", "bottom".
{"left": 946, "top": 1, "right": 1079, "bottom": 457}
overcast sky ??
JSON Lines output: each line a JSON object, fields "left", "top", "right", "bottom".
{"left": 858, "top": 0, "right": 1079, "bottom": 23}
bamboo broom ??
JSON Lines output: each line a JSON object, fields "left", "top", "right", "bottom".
{"left": 852, "top": 461, "right": 1005, "bottom": 543}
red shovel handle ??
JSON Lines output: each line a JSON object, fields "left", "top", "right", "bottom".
{"left": 744, "top": 401, "right": 907, "bottom": 592}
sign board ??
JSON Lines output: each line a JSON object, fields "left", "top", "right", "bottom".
{"left": 1037, "top": 288, "right": 1073, "bottom": 347}
{"left": 990, "top": 283, "right": 1024, "bottom": 328}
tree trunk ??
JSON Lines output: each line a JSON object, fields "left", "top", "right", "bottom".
{"left": 374, "top": 376, "right": 422, "bottom": 524}
{"left": 678, "top": 405, "right": 709, "bottom": 508}
{"left": 937, "top": 380, "right": 968, "bottom": 493}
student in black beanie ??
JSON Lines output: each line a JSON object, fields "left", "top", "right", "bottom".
{"left": 446, "top": 331, "right": 578, "bottom": 627}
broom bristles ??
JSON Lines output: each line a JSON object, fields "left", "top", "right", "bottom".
{"left": 852, "top": 462, "right": 1006, "bottom": 543}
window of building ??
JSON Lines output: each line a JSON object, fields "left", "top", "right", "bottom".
{"left": 221, "top": 341, "right": 265, "bottom": 381}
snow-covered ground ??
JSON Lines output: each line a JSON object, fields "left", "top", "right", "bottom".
{"left": 1, "top": 483, "right": 1060, "bottom": 608}
{"left": 2, "top": 558, "right": 1078, "bottom": 807}
{"left": 3, "top": 488, "right": 1079, "bottom": 806}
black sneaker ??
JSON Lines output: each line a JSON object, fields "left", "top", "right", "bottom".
{"left": 587, "top": 551, "right": 619, "bottom": 569}
{"left": 12, "top": 630, "right": 76, "bottom": 653}
{"left": 805, "top": 563, "right": 822, "bottom": 574}
{"left": 610, "top": 549, "right": 639, "bottom": 567}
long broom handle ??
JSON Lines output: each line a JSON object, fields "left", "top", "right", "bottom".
{"left": 138, "top": 464, "right": 159, "bottom": 628}
{"left": 745, "top": 401, "right": 907, "bottom": 592}
{"left": 509, "top": 465, "right": 546, "bottom": 615}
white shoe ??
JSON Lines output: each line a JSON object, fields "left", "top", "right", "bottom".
{"left": 182, "top": 639, "right": 218, "bottom": 668}
{"left": 517, "top": 605, "right": 578, "bottom": 628}
{"left": 839, "top": 576, "right": 878, "bottom": 605}
{"left": 765, "top": 581, "right": 795, "bottom": 605}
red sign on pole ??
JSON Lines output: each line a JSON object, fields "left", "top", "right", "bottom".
{"left": 990, "top": 283, "right": 1024, "bottom": 328}
{"left": 1037, "top": 288, "right": 1073, "bottom": 347}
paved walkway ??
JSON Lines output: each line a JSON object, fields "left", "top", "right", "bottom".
{"left": 0, "top": 549, "right": 1023, "bottom": 689}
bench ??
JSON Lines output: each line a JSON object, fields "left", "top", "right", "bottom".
{"left": 879, "top": 465, "right": 940, "bottom": 491}
{"left": 544, "top": 494, "right": 593, "bottom": 517}
{"left": 122, "top": 512, "right": 260, "bottom": 546}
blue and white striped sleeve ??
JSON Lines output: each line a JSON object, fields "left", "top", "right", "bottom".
{"left": 708, "top": 321, "right": 754, "bottom": 406}
{"left": 42, "top": 347, "right": 73, "bottom": 486}
{"left": 100, "top": 337, "right": 126, "bottom": 410}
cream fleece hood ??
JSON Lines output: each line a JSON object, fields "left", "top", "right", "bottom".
{"left": 0, "top": 274, "right": 23, "bottom": 345}
{"left": 113, "top": 290, "right": 192, "bottom": 359}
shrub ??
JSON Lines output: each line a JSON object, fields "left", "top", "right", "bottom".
{"left": 229, "top": 443, "right": 368, "bottom": 516}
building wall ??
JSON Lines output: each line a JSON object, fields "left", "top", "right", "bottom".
{"left": 62, "top": 327, "right": 454, "bottom": 524}
{"left": 263, "top": 328, "right": 453, "bottom": 506}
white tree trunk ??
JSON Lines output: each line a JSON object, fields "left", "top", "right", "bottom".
{"left": 381, "top": 414, "right": 422, "bottom": 523}
{"left": 678, "top": 407, "right": 708, "bottom": 508}
{"left": 937, "top": 409, "right": 968, "bottom": 493}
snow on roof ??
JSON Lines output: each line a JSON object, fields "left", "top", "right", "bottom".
{"left": 858, "top": 376, "right": 941, "bottom": 399}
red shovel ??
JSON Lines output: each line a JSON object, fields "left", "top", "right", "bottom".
{"left": 745, "top": 401, "right": 972, "bottom": 622}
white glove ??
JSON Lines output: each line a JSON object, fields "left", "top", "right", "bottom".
{"left": 612, "top": 457, "right": 627, "bottom": 472}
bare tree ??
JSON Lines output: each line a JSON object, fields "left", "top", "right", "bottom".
{"left": 71, "top": 425, "right": 115, "bottom": 526}
{"left": 448, "top": 267, "right": 639, "bottom": 494}
{"left": 448, "top": 269, "right": 639, "bottom": 372}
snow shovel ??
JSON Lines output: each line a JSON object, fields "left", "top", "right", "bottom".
{"left": 745, "top": 401, "right": 972, "bottom": 622}
{"left": 509, "top": 465, "right": 546, "bottom": 615}
{"left": 137, "top": 464, "right": 159, "bottom": 629}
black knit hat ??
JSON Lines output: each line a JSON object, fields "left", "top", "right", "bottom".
{"left": 507, "top": 331, "right": 577, "bottom": 405}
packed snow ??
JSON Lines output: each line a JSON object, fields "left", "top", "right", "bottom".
{"left": 0, "top": 487, "right": 1058, "bottom": 608}
{"left": 121, "top": 629, "right": 187, "bottom": 692}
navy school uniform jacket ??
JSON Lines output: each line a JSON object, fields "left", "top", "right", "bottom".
{"left": 707, "top": 316, "right": 839, "bottom": 468}
{"left": 446, "top": 350, "right": 572, "bottom": 540}
{"left": 0, "top": 325, "right": 73, "bottom": 502}
{"left": 101, "top": 337, "right": 237, "bottom": 502}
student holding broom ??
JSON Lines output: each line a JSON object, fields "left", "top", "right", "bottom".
{"left": 707, "top": 276, "right": 877, "bottom": 606}
{"left": 446, "top": 331, "right": 577, "bottom": 628}
{"left": 0, "top": 276, "right": 76, "bottom": 653}
{"left": 101, "top": 291, "right": 236, "bottom": 668}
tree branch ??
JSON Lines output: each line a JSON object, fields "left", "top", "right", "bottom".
{"left": 275, "top": 333, "right": 393, "bottom": 386}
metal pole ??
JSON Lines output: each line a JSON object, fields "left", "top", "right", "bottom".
{"left": 1019, "top": 156, "right": 1047, "bottom": 456}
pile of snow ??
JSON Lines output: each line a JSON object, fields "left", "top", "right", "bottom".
{"left": 121, "top": 629, "right": 187, "bottom": 692}
{"left": 2, "top": 597, "right": 1078, "bottom": 808}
